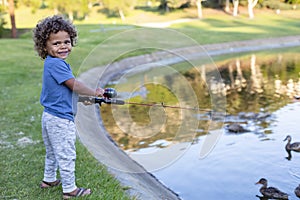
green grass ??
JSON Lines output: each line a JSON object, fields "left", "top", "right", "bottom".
{"left": 0, "top": 6, "right": 300, "bottom": 200}
{"left": 0, "top": 38, "right": 133, "bottom": 199}
{"left": 170, "top": 10, "right": 300, "bottom": 44}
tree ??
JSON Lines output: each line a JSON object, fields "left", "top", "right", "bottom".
{"left": 157, "top": 0, "right": 188, "bottom": 12}
{"left": 186, "top": 0, "right": 204, "bottom": 18}
{"left": 3, "top": 0, "right": 43, "bottom": 39}
{"left": 195, "top": 0, "right": 203, "bottom": 18}
{"left": 233, "top": 0, "right": 239, "bottom": 16}
{"left": 285, "top": 0, "right": 300, "bottom": 9}
{"left": 0, "top": 2, "right": 6, "bottom": 38}
{"left": 19, "top": 0, "right": 41, "bottom": 13}
{"left": 102, "top": 0, "right": 134, "bottom": 21}
{"left": 159, "top": 0, "right": 170, "bottom": 12}
{"left": 8, "top": 0, "right": 17, "bottom": 38}
{"left": 46, "top": 0, "right": 89, "bottom": 21}
{"left": 224, "top": 0, "right": 230, "bottom": 13}
{"left": 248, "top": 0, "right": 258, "bottom": 18}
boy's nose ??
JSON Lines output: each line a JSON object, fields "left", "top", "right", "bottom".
{"left": 60, "top": 43, "right": 67, "bottom": 48}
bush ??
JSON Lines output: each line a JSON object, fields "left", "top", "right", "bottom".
{"left": 0, "top": 16, "right": 7, "bottom": 38}
{"left": 259, "top": 0, "right": 296, "bottom": 10}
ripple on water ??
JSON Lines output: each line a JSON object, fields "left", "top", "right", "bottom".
{"left": 153, "top": 102, "right": 300, "bottom": 200}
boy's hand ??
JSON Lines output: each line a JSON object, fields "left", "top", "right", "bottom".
{"left": 95, "top": 88, "right": 105, "bottom": 97}
{"left": 83, "top": 100, "right": 93, "bottom": 105}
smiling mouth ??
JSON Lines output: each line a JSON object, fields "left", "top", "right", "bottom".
{"left": 58, "top": 51, "right": 69, "bottom": 56}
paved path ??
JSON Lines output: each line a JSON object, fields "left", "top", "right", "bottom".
{"left": 76, "top": 35, "right": 300, "bottom": 200}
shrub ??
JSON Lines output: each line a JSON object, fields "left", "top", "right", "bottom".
{"left": 0, "top": 14, "right": 7, "bottom": 38}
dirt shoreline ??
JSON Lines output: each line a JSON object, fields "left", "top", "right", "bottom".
{"left": 76, "top": 35, "right": 300, "bottom": 200}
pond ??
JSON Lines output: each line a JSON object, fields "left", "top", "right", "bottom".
{"left": 154, "top": 103, "right": 300, "bottom": 199}
{"left": 102, "top": 46, "right": 300, "bottom": 199}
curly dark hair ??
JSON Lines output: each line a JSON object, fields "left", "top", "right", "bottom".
{"left": 33, "top": 15, "right": 77, "bottom": 59}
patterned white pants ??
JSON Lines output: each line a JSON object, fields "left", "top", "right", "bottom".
{"left": 41, "top": 111, "right": 77, "bottom": 193}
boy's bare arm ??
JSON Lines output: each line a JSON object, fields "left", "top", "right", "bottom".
{"left": 64, "top": 78, "right": 104, "bottom": 96}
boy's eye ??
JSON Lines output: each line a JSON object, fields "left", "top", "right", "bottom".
{"left": 52, "top": 42, "right": 60, "bottom": 46}
{"left": 52, "top": 40, "right": 71, "bottom": 46}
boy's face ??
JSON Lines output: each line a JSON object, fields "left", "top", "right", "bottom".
{"left": 45, "top": 31, "right": 72, "bottom": 60}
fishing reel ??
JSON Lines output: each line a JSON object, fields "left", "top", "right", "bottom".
{"left": 78, "top": 88, "right": 124, "bottom": 106}
{"left": 103, "top": 88, "right": 117, "bottom": 99}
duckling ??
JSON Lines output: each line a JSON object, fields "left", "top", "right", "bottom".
{"left": 295, "top": 184, "right": 300, "bottom": 198}
{"left": 255, "top": 178, "right": 289, "bottom": 200}
{"left": 284, "top": 135, "right": 300, "bottom": 160}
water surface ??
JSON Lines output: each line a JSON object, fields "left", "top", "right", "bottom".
{"left": 102, "top": 47, "right": 300, "bottom": 199}
{"left": 154, "top": 102, "right": 300, "bottom": 199}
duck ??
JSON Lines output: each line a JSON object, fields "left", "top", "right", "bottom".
{"left": 284, "top": 135, "right": 300, "bottom": 160}
{"left": 295, "top": 184, "right": 300, "bottom": 198}
{"left": 226, "top": 123, "right": 249, "bottom": 133}
{"left": 255, "top": 178, "right": 289, "bottom": 200}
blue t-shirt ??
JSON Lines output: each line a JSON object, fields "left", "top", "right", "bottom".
{"left": 40, "top": 55, "right": 76, "bottom": 121}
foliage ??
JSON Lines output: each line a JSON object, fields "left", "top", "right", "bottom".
{"left": 285, "top": 0, "right": 300, "bottom": 4}
{"left": 0, "top": 6, "right": 6, "bottom": 38}
{"left": 0, "top": 18, "right": 5, "bottom": 37}
{"left": 18, "top": 0, "right": 41, "bottom": 13}
{"left": 157, "top": 0, "right": 195, "bottom": 11}
{"left": 6, "top": 0, "right": 298, "bottom": 22}
{"left": 101, "top": 0, "right": 133, "bottom": 18}
{"left": 45, "top": 0, "right": 89, "bottom": 20}
{"left": 259, "top": 0, "right": 296, "bottom": 9}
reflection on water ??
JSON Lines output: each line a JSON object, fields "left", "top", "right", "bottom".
{"left": 101, "top": 47, "right": 300, "bottom": 199}
{"left": 102, "top": 48, "right": 300, "bottom": 150}
{"left": 214, "top": 53, "right": 300, "bottom": 114}
{"left": 154, "top": 102, "right": 300, "bottom": 200}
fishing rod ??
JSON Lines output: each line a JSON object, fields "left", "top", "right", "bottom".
{"left": 78, "top": 88, "right": 211, "bottom": 112}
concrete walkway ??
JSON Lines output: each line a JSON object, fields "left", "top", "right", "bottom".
{"left": 76, "top": 35, "right": 300, "bottom": 200}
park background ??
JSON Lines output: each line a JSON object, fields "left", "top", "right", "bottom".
{"left": 0, "top": 0, "right": 300, "bottom": 199}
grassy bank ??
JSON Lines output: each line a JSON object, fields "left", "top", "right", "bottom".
{"left": 0, "top": 37, "right": 133, "bottom": 199}
{"left": 0, "top": 8, "right": 300, "bottom": 200}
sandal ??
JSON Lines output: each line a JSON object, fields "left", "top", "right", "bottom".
{"left": 40, "top": 180, "right": 61, "bottom": 188}
{"left": 63, "top": 188, "right": 91, "bottom": 199}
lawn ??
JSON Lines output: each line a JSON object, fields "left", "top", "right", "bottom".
{"left": 0, "top": 6, "right": 300, "bottom": 200}
{"left": 0, "top": 38, "right": 133, "bottom": 199}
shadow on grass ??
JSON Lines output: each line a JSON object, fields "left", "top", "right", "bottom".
{"left": 0, "top": 28, "right": 32, "bottom": 39}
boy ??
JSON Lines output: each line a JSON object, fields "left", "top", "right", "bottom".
{"left": 33, "top": 15, "right": 103, "bottom": 199}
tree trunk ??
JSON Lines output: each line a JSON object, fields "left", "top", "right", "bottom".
{"left": 218, "top": 0, "right": 222, "bottom": 6}
{"left": 165, "top": 3, "right": 169, "bottom": 12}
{"left": 54, "top": 8, "right": 59, "bottom": 15}
{"left": 69, "top": 11, "right": 74, "bottom": 21}
{"left": 8, "top": 0, "right": 17, "bottom": 38}
{"left": 233, "top": 0, "right": 239, "bottom": 16}
{"left": 225, "top": 0, "right": 230, "bottom": 13}
{"left": 248, "top": 3, "right": 254, "bottom": 19}
{"left": 248, "top": 0, "right": 258, "bottom": 19}
{"left": 118, "top": 8, "right": 126, "bottom": 22}
{"left": 196, "top": 0, "right": 203, "bottom": 19}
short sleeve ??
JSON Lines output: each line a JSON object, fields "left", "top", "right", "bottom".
{"left": 50, "top": 59, "right": 74, "bottom": 84}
